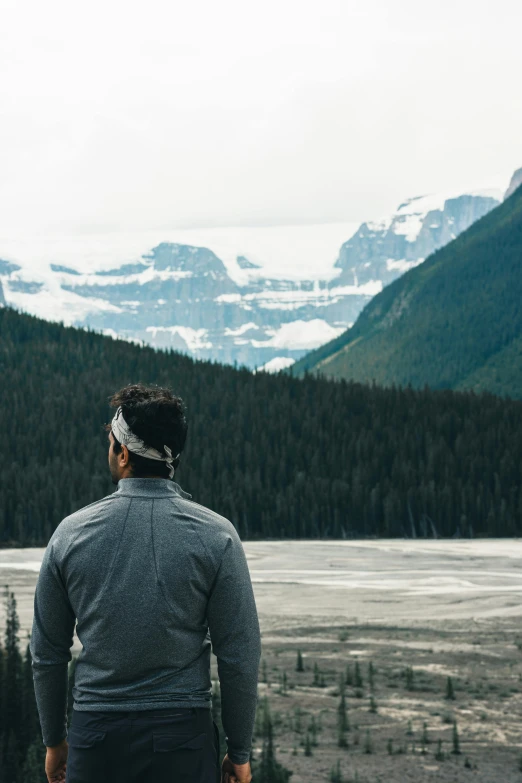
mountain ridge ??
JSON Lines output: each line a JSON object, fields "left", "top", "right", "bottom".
{"left": 291, "top": 182, "right": 522, "bottom": 398}
{"left": 0, "top": 184, "right": 506, "bottom": 370}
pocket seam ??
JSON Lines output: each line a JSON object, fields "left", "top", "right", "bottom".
{"left": 153, "top": 731, "right": 207, "bottom": 752}
{"left": 67, "top": 727, "right": 107, "bottom": 748}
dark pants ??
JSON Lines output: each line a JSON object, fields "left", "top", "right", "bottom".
{"left": 65, "top": 706, "right": 221, "bottom": 783}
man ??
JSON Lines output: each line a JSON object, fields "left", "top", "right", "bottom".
{"left": 30, "top": 383, "right": 262, "bottom": 783}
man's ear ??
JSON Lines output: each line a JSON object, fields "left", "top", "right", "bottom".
{"left": 120, "top": 444, "right": 130, "bottom": 467}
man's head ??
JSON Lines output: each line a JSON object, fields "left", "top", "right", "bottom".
{"left": 105, "top": 383, "right": 188, "bottom": 485}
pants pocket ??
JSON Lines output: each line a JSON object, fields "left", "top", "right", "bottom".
{"left": 151, "top": 730, "right": 208, "bottom": 781}
{"left": 68, "top": 727, "right": 107, "bottom": 748}
{"left": 66, "top": 727, "right": 107, "bottom": 783}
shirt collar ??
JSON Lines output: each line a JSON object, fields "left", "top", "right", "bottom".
{"left": 115, "top": 477, "right": 192, "bottom": 499}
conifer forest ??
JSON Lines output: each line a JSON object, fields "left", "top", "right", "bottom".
{"left": 1, "top": 305, "right": 522, "bottom": 546}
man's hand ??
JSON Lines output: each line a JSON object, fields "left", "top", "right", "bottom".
{"left": 221, "top": 752, "right": 252, "bottom": 783}
{"left": 45, "top": 738, "right": 68, "bottom": 783}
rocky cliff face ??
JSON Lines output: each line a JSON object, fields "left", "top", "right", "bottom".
{"left": 505, "top": 168, "right": 522, "bottom": 200}
{"left": 0, "top": 183, "right": 505, "bottom": 370}
{"left": 333, "top": 192, "right": 501, "bottom": 287}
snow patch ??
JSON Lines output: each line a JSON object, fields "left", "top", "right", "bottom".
{"left": 4, "top": 283, "right": 124, "bottom": 325}
{"left": 224, "top": 322, "right": 259, "bottom": 336}
{"left": 366, "top": 186, "right": 504, "bottom": 244}
{"left": 61, "top": 267, "right": 194, "bottom": 287}
{"left": 216, "top": 280, "right": 381, "bottom": 312}
{"left": 145, "top": 325, "right": 213, "bottom": 351}
{"left": 385, "top": 258, "right": 424, "bottom": 273}
{"left": 258, "top": 357, "right": 296, "bottom": 373}
{"left": 251, "top": 319, "right": 346, "bottom": 350}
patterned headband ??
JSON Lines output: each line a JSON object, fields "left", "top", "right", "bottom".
{"left": 110, "top": 406, "right": 180, "bottom": 479}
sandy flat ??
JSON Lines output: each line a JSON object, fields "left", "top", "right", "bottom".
{"left": 1, "top": 539, "right": 522, "bottom": 647}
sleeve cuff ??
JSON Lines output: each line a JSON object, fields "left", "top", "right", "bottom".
{"left": 227, "top": 749, "right": 251, "bottom": 765}
{"left": 43, "top": 733, "right": 67, "bottom": 748}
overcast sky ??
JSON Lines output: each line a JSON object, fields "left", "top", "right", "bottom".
{"left": 0, "top": 0, "right": 520, "bottom": 235}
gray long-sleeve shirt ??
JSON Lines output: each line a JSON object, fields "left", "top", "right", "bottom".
{"left": 29, "top": 477, "right": 262, "bottom": 764}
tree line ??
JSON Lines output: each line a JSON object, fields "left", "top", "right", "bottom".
{"left": 1, "top": 304, "right": 522, "bottom": 545}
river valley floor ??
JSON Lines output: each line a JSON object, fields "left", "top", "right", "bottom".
{"left": 2, "top": 539, "right": 522, "bottom": 782}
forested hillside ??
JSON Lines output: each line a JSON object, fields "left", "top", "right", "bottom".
{"left": 291, "top": 184, "right": 522, "bottom": 398}
{"left": 1, "top": 305, "right": 522, "bottom": 545}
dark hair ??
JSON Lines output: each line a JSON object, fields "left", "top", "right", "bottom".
{"left": 105, "top": 383, "right": 188, "bottom": 478}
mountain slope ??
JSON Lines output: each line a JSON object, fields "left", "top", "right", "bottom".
{"left": 291, "top": 184, "right": 522, "bottom": 398}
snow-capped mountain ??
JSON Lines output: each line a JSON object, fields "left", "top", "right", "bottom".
{"left": 0, "top": 181, "right": 508, "bottom": 370}
{"left": 334, "top": 189, "right": 502, "bottom": 288}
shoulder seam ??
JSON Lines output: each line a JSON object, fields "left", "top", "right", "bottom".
{"left": 60, "top": 493, "right": 119, "bottom": 562}
{"left": 168, "top": 497, "right": 221, "bottom": 586}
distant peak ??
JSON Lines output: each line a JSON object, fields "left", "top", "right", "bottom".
{"left": 237, "top": 255, "right": 262, "bottom": 269}
{"left": 50, "top": 263, "right": 81, "bottom": 275}
{"left": 0, "top": 259, "right": 22, "bottom": 275}
{"left": 146, "top": 242, "right": 229, "bottom": 273}
{"left": 504, "top": 167, "right": 522, "bottom": 200}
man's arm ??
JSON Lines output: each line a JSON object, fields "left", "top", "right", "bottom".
{"left": 30, "top": 538, "right": 76, "bottom": 747}
{"left": 207, "top": 526, "right": 262, "bottom": 765}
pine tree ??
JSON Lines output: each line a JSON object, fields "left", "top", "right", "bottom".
{"left": 329, "top": 759, "right": 344, "bottom": 783}
{"left": 255, "top": 695, "right": 272, "bottom": 739}
{"left": 312, "top": 662, "right": 320, "bottom": 687}
{"left": 3, "top": 587, "right": 23, "bottom": 769}
{"left": 304, "top": 731, "right": 313, "bottom": 756}
{"left": 293, "top": 706, "right": 302, "bottom": 734}
{"left": 21, "top": 739, "right": 46, "bottom": 783}
{"left": 421, "top": 722, "right": 429, "bottom": 754}
{"left": 405, "top": 666, "right": 415, "bottom": 691}
{"left": 4, "top": 729, "right": 20, "bottom": 783}
{"left": 345, "top": 663, "right": 353, "bottom": 686}
{"left": 337, "top": 690, "right": 349, "bottom": 747}
{"left": 261, "top": 659, "right": 268, "bottom": 684}
{"left": 369, "top": 695, "right": 377, "bottom": 713}
{"left": 296, "top": 650, "right": 304, "bottom": 672}
{"left": 211, "top": 679, "right": 226, "bottom": 759}
{"left": 363, "top": 729, "right": 373, "bottom": 754}
{"left": 368, "top": 661, "right": 375, "bottom": 691}
{"left": 445, "top": 676, "right": 456, "bottom": 700}
{"left": 308, "top": 716, "right": 318, "bottom": 747}
{"left": 255, "top": 712, "right": 293, "bottom": 783}
{"left": 354, "top": 660, "right": 363, "bottom": 688}
{"left": 20, "top": 643, "right": 39, "bottom": 759}
{"left": 452, "top": 720, "right": 461, "bottom": 755}
{"left": 0, "top": 640, "right": 6, "bottom": 747}
{"left": 279, "top": 671, "right": 288, "bottom": 696}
